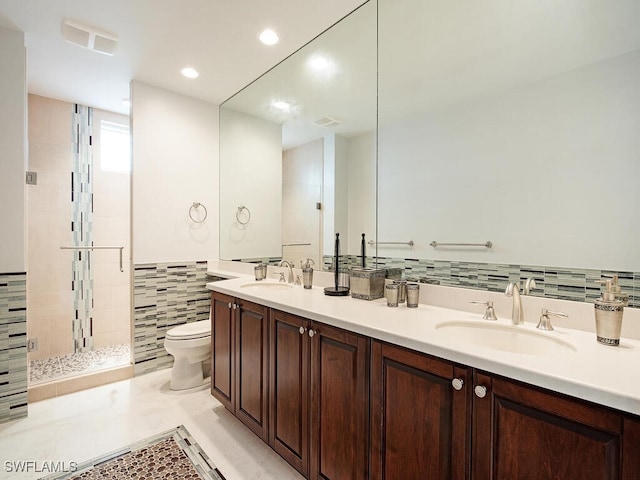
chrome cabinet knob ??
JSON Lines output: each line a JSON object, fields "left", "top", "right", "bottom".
{"left": 451, "top": 378, "right": 464, "bottom": 391}
{"left": 299, "top": 326, "right": 306, "bottom": 335}
{"left": 228, "top": 302, "right": 232, "bottom": 309}
{"left": 308, "top": 329, "right": 315, "bottom": 338}
{"left": 474, "top": 385, "right": 488, "bottom": 398}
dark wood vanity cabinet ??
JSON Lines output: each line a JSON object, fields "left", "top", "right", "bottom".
{"left": 210, "top": 293, "right": 640, "bottom": 480}
{"left": 211, "top": 292, "right": 234, "bottom": 410}
{"left": 268, "top": 310, "right": 309, "bottom": 474}
{"left": 370, "top": 341, "right": 471, "bottom": 480}
{"left": 371, "top": 341, "right": 640, "bottom": 480}
{"left": 472, "top": 371, "right": 640, "bottom": 480}
{"left": 210, "top": 291, "right": 269, "bottom": 441}
{"left": 269, "top": 309, "right": 370, "bottom": 480}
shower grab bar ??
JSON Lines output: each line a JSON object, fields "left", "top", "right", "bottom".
{"left": 282, "top": 243, "right": 312, "bottom": 247}
{"left": 430, "top": 241, "right": 493, "bottom": 248}
{"left": 368, "top": 240, "right": 415, "bottom": 247}
{"left": 60, "top": 246, "right": 125, "bottom": 272}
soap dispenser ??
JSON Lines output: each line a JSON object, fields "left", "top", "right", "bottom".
{"left": 301, "top": 258, "right": 315, "bottom": 290}
{"left": 609, "top": 274, "right": 630, "bottom": 306}
{"left": 594, "top": 278, "right": 625, "bottom": 346}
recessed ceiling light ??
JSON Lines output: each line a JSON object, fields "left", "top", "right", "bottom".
{"left": 181, "top": 67, "right": 199, "bottom": 79}
{"left": 271, "top": 100, "right": 291, "bottom": 112}
{"left": 259, "top": 29, "right": 279, "bottom": 46}
{"left": 310, "top": 56, "right": 329, "bottom": 70}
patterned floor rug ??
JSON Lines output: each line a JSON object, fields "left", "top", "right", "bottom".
{"left": 40, "top": 425, "right": 226, "bottom": 480}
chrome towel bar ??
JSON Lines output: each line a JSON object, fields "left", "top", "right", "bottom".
{"left": 367, "top": 240, "right": 415, "bottom": 247}
{"left": 430, "top": 241, "right": 493, "bottom": 248}
{"left": 60, "top": 246, "right": 125, "bottom": 272}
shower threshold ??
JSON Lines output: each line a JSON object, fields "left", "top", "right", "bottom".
{"left": 29, "top": 344, "right": 131, "bottom": 385}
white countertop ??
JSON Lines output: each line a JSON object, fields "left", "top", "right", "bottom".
{"left": 206, "top": 263, "right": 640, "bottom": 416}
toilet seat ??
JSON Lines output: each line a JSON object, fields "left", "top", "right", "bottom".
{"left": 166, "top": 320, "right": 211, "bottom": 341}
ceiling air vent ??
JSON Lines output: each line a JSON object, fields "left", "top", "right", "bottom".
{"left": 311, "top": 116, "right": 342, "bottom": 128}
{"left": 61, "top": 19, "right": 118, "bottom": 56}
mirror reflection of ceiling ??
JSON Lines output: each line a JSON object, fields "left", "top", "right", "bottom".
{"left": 379, "top": 0, "right": 640, "bottom": 124}
{"left": 222, "top": 1, "right": 376, "bottom": 149}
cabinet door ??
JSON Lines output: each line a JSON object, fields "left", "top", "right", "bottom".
{"left": 211, "top": 292, "right": 234, "bottom": 410}
{"left": 310, "top": 322, "right": 370, "bottom": 480}
{"left": 269, "top": 310, "right": 310, "bottom": 477}
{"left": 472, "top": 371, "right": 623, "bottom": 480}
{"left": 623, "top": 415, "right": 640, "bottom": 479}
{"left": 371, "top": 341, "right": 470, "bottom": 480}
{"left": 235, "top": 299, "right": 269, "bottom": 441}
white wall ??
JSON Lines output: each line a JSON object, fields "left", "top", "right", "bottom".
{"left": 322, "top": 134, "right": 336, "bottom": 257}
{"left": 0, "top": 27, "right": 26, "bottom": 273}
{"left": 322, "top": 134, "right": 350, "bottom": 257}
{"left": 219, "top": 108, "right": 282, "bottom": 259}
{"left": 378, "top": 51, "right": 640, "bottom": 271}
{"left": 322, "top": 132, "right": 376, "bottom": 258}
{"left": 346, "top": 131, "right": 376, "bottom": 256}
{"left": 282, "top": 139, "right": 323, "bottom": 267}
{"left": 131, "top": 81, "right": 219, "bottom": 264}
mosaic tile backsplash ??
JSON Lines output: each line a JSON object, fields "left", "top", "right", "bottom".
{"left": 319, "top": 256, "right": 640, "bottom": 309}
{"left": 236, "top": 255, "right": 640, "bottom": 308}
{"left": 133, "top": 261, "right": 210, "bottom": 375}
{"left": 0, "top": 272, "right": 28, "bottom": 424}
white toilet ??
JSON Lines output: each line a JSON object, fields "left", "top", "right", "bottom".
{"left": 164, "top": 320, "right": 211, "bottom": 390}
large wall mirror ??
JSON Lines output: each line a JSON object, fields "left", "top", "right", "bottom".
{"left": 219, "top": 1, "right": 376, "bottom": 270}
{"left": 220, "top": 0, "right": 640, "bottom": 300}
{"left": 376, "top": 0, "right": 640, "bottom": 297}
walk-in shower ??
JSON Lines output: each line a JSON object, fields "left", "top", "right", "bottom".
{"left": 26, "top": 95, "right": 132, "bottom": 390}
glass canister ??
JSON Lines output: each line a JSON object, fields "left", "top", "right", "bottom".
{"left": 406, "top": 283, "right": 420, "bottom": 308}
{"left": 393, "top": 280, "right": 407, "bottom": 304}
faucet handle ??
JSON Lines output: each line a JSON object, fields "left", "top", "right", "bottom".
{"left": 470, "top": 301, "right": 498, "bottom": 321}
{"left": 276, "top": 271, "right": 286, "bottom": 283}
{"left": 505, "top": 282, "right": 519, "bottom": 296}
{"left": 536, "top": 309, "right": 568, "bottom": 331}
{"left": 523, "top": 278, "right": 537, "bottom": 295}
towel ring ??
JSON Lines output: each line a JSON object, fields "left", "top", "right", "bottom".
{"left": 189, "top": 202, "right": 208, "bottom": 223}
{"left": 236, "top": 205, "right": 251, "bottom": 225}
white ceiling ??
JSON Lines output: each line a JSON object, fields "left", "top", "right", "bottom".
{"left": 0, "top": 0, "right": 366, "bottom": 115}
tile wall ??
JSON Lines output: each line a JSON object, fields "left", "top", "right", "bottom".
{"left": 27, "top": 95, "right": 131, "bottom": 360}
{"left": 321, "top": 255, "right": 640, "bottom": 309}
{"left": 71, "top": 103, "right": 94, "bottom": 352}
{"left": 133, "top": 261, "right": 211, "bottom": 375}
{"left": 0, "top": 272, "right": 28, "bottom": 423}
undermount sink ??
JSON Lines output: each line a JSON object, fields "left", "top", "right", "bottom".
{"left": 240, "top": 282, "right": 294, "bottom": 291}
{"left": 435, "top": 320, "right": 577, "bottom": 355}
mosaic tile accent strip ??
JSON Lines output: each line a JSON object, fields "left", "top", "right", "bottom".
{"left": 29, "top": 344, "right": 131, "bottom": 385}
{"left": 240, "top": 255, "right": 640, "bottom": 308}
{"left": 71, "top": 104, "right": 94, "bottom": 353}
{"left": 40, "top": 425, "right": 225, "bottom": 480}
{"left": 233, "top": 256, "right": 283, "bottom": 266}
{"left": 0, "top": 272, "right": 28, "bottom": 424}
{"left": 372, "top": 257, "right": 640, "bottom": 308}
{"left": 133, "top": 261, "right": 211, "bottom": 376}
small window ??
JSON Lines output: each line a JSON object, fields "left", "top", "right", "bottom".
{"left": 100, "top": 121, "right": 130, "bottom": 173}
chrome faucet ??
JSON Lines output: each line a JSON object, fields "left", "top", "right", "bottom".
{"left": 278, "top": 260, "right": 294, "bottom": 284}
{"left": 505, "top": 282, "right": 524, "bottom": 325}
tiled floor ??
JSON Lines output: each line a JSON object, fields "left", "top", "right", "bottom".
{"left": 29, "top": 345, "right": 131, "bottom": 385}
{"left": 0, "top": 369, "right": 303, "bottom": 480}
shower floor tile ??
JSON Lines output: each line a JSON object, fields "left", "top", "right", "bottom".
{"left": 29, "top": 344, "right": 131, "bottom": 385}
